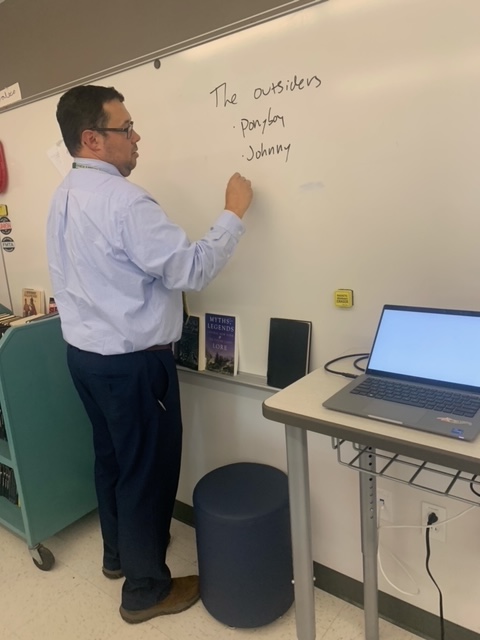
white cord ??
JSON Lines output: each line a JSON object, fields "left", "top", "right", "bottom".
{"left": 377, "top": 543, "right": 420, "bottom": 597}
{"left": 376, "top": 504, "right": 477, "bottom": 597}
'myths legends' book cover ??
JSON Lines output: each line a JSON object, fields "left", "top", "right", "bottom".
{"left": 205, "top": 313, "right": 238, "bottom": 376}
{"left": 174, "top": 314, "right": 205, "bottom": 371}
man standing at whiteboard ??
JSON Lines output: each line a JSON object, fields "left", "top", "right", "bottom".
{"left": 46, "top": 84, "right": 253, "bottom": 624}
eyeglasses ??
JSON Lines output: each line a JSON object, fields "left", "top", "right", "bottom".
{"left": 90, "top": 122, "right": 134, "bottom": 139}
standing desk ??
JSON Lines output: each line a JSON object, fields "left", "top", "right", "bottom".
{"left": 262, "top": 368, "right": 480, "bottom": 640}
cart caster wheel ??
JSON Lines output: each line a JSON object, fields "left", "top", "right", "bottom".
{"left": 31, "top": 544, "right": 55, "bottom": 571}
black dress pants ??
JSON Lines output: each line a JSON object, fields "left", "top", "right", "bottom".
{"left": 67, "top": 344, "right": 182, "bottom": 611}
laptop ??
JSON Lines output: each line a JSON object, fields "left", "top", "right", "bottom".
{"left": 323, "top": 305, "right": 480, "bottom": 441}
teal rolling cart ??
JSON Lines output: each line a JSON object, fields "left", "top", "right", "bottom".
{"left": 0, "top": 314, "right": 97, "bottom": 570}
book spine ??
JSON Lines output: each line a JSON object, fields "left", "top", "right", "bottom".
{"left": 0, "top": 463, "right": 18, "bottom": 505}
{"left": 0, "top": 406, "right": 7, "bottom": 441}
{"left": 174, "top": 315, "right": 203, "bottom": 371}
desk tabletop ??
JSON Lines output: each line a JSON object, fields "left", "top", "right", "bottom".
{"left": 262, "top": 368, "right": 480, "bottom": 475}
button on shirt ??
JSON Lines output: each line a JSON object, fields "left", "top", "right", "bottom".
{"left": 46, "top": 159, "right": 245, "bottom": 355}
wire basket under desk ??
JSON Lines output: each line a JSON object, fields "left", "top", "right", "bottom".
{"left": 332, "top": 438, "right": 480, "bottom": 508}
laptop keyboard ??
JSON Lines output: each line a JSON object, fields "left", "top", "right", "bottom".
{"left": 351, "top": 377, "right": 480, "bottom": 418}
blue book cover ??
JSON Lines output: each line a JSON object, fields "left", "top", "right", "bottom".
{"left": 205, "top": 313, "right": 238, "bottom": 375}
{"left": 174, "top": 314, "right": 205, "bottom": 371}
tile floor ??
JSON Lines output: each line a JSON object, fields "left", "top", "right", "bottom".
{"left": 0, "top": 511, "right": 426, "bottom": 640}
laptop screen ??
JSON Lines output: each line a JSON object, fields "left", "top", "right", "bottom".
{"left": 366, "top": 305, "right": 480, "bottom": 390}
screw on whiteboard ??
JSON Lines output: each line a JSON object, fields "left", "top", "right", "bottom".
{"left": 154, "top": 59, "right": 161, "bottom": 69}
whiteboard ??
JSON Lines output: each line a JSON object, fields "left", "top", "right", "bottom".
{"left": 1, "top": 0, "right": 480, "bottom": 376}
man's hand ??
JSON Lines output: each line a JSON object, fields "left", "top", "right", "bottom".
{"left": 225, "top": 172, "right": 253, "bottom": 219}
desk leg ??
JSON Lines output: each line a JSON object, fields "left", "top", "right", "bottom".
{"left": 359, "top": 447, "right": 379, "bottom": 640}
{"left": 285, "top": 424, "right": 316, "bottom": 640}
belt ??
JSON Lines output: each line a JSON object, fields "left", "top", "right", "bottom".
{"left": 145, "top": 343, "right": 172, "bottom": 352}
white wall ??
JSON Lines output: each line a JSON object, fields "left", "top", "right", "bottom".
{"left": 1, "top": 0, "right": 480, "bottom": 633}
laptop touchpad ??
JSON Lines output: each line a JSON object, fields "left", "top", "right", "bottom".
{"left": 365, "top": 399, "right": 427, "bottom": 424}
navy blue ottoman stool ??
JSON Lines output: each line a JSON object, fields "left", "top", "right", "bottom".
{"left": 193, "top": 462, "right": 294, "bottom": 628}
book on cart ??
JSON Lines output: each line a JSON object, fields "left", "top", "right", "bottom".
{"left": 205, "top": 312, "right": 238, "bottom": 376}
{"left": 0, "top": 314, "right": 22, "bottom": 337}
{"left": 0, "top": 464, "right": 18, "bottom": 505}
{"left": 9, "top": 314, "right": 46, "bottom": 327}
{"left": 21, "top": 288, "right": 45, "bottom": 317}
{"left": 0, "top": 408, "right": 7, "bottom": 441}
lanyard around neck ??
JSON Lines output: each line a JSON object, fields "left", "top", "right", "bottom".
{"left": 72, "top": 161, "right": 111, "bottom": 174}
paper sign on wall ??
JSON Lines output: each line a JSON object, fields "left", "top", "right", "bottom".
{"left": 47, "top": 140, "right": 72, "bottom": 177}
{"left": 0, "top": 82, "right": 22, "bottom": 109}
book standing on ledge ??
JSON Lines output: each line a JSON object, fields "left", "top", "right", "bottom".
{"left": 205, "top": 313, "right": 238, "bottom": 376}
{"left": 174, "top": 314, "right": 205, "bottom": 371}
{"left": 267, "top": 317, "right": 312, "bottom": 389}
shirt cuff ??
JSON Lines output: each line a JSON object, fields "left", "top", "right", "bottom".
{"left": 215, "top": 210, "right": 246, "bottom": 239}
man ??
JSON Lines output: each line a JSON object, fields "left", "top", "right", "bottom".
{"left": 46, "top": 85, "right": 253, "bottom": 624}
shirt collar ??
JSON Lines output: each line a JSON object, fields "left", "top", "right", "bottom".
{"left": 72, "top": 158, "right": 122, "bottom": 177}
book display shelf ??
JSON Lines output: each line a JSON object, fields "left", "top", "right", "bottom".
{"left": 0, "top": 313, "right": 97, "bottom": 570}
{"left": 175, "top": 315, "right": 311, "bottom": 392}
{"left": 177, "top": 367, "right": 278, "bottom": 392}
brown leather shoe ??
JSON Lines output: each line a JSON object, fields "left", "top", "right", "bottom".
{"left": 119, "top": 575, "right": 200, "bottom": 624}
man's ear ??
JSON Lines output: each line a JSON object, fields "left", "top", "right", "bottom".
{"left": 80, "top": 129, "right": 103, "bottom": 152}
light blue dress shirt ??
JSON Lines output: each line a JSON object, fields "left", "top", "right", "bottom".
{"left": 46, "top": 159, "right": 245, "bottom": 355}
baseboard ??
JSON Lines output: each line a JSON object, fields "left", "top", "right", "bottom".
{"left": 313, "top": 563, "right": 479, "bottom": 640}
{"left": 173, "top": 500, "right": 478, "bottom": 640}
{"left": 173, "top": 499, "right": 195, "bottom": 527}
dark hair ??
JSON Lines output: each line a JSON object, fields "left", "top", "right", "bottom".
{"left": 56, "top": 85, "right": 125, "bottom": 156}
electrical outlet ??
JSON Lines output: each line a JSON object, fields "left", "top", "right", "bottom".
{"left": 421, "top": 502, "right": 447, "bottom": 542}
{"left": 377, "top": 488, "right": 393, "bottom": 522}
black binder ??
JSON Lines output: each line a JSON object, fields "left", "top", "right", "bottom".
{"left": 267, "top": 318, "right": 312, "bottom": 389}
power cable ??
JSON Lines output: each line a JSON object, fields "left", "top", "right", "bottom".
{"left": 425, "top": 512, "right": 445, "bottom": 640}
{"left": 323, "top": 353, "right": 370, "bottom": 379}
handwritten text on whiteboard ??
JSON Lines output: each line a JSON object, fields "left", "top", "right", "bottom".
{"left": 209, "top": 74, "right": 322, "bottom": 163}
